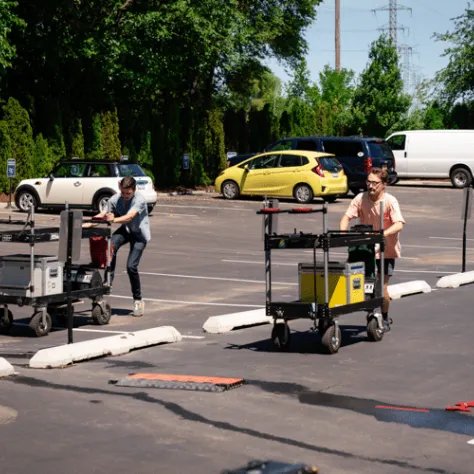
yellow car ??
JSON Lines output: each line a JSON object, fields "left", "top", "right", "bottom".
{"left": 215, "top": 150, "right": 348, "bottom": 203}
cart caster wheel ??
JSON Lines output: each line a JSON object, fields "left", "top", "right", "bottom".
{"left": 92, "top": 302, "right": 112, "bottom": 325}
{"left": 367, "top": 317, "right": 384, "bottom": 342}
{"left": 321, "top": 324, "right": 342, "bottom": 354}
{"left": 29, "top": 312, "right": 52, "bottom": 337}
{"left": 0, "top": 309, "right": 13, "bottom": 335}
{"left": 271, "top": 323, "right": 291, "bottom": 351}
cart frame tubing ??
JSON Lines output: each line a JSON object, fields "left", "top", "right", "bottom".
{"left": 0, "top": 208, "right": 112, "bottom": 338}
{"left": 260, "top": 200, "right": 385, "bottom": 321}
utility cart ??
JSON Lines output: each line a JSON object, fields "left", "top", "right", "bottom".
{"left": 257, "top": 200, "right": 386, "bottom": 354}
{"left": 0, "top": 209, "right": 113, "bottom": 337}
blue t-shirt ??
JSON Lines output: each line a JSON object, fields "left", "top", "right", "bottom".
{"left": 108, "top": 192, "right": 151, "bottom": 242}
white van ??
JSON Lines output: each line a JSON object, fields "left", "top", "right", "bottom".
{"left": 386, "top": 130, "right": 474, "bottom": 188}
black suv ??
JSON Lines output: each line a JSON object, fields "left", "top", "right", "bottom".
{"left": 263, "top": 136, "right": 397, "bottom": 195}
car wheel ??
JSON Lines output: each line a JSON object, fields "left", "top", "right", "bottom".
{"left": 95, "top": 194, "right": 113, "bottom": 212}
{"left": 221, "top": 180, "right": 240, "bottom": 200}
{"left": 450, "top": 168, "right": 472, "bottom": 188}
{"left": 16, "top": 190, "right": 38, "bottom": 213}
{"left": 294, "top": 184, "right": 314, "bottom": 204}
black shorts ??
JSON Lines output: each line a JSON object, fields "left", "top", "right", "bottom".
{"left": 376, "top": 258, "right": 395, "bottom": 277}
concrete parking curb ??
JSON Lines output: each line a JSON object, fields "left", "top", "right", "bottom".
{"left": 436, "top": 271, "right": 474, "bottom": 289}
{"left": 203, "top": 309, "right": 271, "bottom": 334}
{"left": 0, "top": 357, "right": 15, "bottom": 377}
{"left": 29, "top": 326, "right": 182, "bottom": 369}
{"left": 388, "top": 280, "right": 432, "bottom": 300}
{"left": 203, "top": 281, "right": 432, "bottom": 333}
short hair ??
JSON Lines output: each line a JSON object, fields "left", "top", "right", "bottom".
{"left": 368, "top": 168, "right": 388, "bottom": 184}
{"left": 120, "top": 176, "right": 136, "bottom": 190}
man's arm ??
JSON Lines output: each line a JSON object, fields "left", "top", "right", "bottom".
{"left": 384, "top": 221, "right": 404, "bottom": 237}
{"left": 340, "top": 215, "right": 351, "bottom": 230}
{"left": 109, "top": 209, "right": 138, "bottom": 224}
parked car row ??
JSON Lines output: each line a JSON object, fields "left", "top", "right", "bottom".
{"left": 220, "top": 134, "right": 397, "bottom": 203}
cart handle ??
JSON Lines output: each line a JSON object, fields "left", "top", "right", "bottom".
{"left": 256, "top": 208, "right": 281, "bottom": 214}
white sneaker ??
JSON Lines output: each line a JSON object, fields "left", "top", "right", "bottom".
{"left": 133, "top": 300, "right": 145, "bottom": 317}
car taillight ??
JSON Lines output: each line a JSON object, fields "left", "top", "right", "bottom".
{"left": 312, "top": 164, "right": 325, "bottom": 177}
{"left": 364, "top": 157, "right": 373, "bottom": 173}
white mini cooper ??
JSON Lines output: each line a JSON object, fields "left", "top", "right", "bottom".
{"left": 14, "top": 160, "right": 157, "bottom": 213}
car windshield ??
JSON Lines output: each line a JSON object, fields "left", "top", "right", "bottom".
{"left": 117, "top": 163, "right": 147, "bottom": 177}
{"left": 368, "top": 141, "right": 394, "bottom": 159}
{"left": 319, "top": 156, "right": 342, "bottom": 172}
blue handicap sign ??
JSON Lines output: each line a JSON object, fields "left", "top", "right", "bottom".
{"left": 183, "top": 153, "right": 190, "bottom": 170}
{"left": 7, "top": 159, "right": 15, "bottom": 178}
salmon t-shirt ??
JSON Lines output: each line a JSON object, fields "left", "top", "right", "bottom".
{"left": 344, "top": 192, "right": 406, "bottom": 258}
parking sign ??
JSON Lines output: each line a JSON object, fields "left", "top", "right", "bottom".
{"left": 7, "top": 159, "right": 15, "bottom": 178}
{"left": 183, "top": 153, "right": 190, "bottom": 170}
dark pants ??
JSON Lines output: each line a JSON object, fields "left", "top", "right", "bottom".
{"left": 110, "top": 229, "right": 147, "bottom": 300}
{"left": 376, "top": 258, "right": 395, "bottom": 276}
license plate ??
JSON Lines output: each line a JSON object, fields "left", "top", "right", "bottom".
{"left": 137, "top": 185, "right": 146, "bottom": 190}
{"left": 365, "top": 283, "right": 374, "bottom": 293}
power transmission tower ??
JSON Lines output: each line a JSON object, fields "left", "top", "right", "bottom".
{"left": 372, "top": 0, "right": 412, "bottom": 48}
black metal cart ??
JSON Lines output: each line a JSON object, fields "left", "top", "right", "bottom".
{"left": 0, "top": 208, "right": 113, "bottom": 337}
{"left": 257, "top": 200, "right": 386, "bottom": 354}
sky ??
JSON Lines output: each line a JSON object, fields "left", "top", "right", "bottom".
{"left": 265, "top": 0, "right": 469, "bottom": 91}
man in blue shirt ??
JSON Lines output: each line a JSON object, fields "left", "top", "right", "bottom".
{"left": 94, "top": 176, "right": 151, "bottom": 317}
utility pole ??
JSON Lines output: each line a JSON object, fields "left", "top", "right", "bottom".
{"left": 372, "top": 0, "right": 411, "bottom": 49}
{"left": 335, "top": 0, "right": 341, "bottom": 71}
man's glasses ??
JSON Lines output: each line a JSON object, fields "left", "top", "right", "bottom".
{"left": 366, "top": 180, "right": 382, "bottom": 187}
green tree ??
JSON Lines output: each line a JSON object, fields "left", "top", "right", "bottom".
{"left": 434, "top": 7, "right": 474, "bottom": 103}
{"left": 101, "top": 108, "right": 121, "bottom": 160}
{"left": 2, "top": 97, "right": 34, "bottom": 185}
{"left": 33, "top": 134, "right": 55, "bottom": 178}
{"left": 352, "top": 35, "right": 411, "bottom": 137}
{"left": 0, "top": 121, "right": 12, "bottom": 193}
{"left": 69, "top": 117, "right": 85, "bottom": 159}
{"left": 0, "top": 1, "right": 24, "bottom": 78}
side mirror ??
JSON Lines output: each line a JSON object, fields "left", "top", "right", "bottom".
{"left": 244, "top": 164, "right": 249, "bottom": 171}
{"left": 49, "top": 173, "right": 54, "bottom": 181}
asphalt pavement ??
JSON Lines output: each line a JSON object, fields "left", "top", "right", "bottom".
{"left": 1, "top": 182, "right": 474, "bottom": 474}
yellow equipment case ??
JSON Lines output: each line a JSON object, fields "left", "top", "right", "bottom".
{"left": 298, "top": 261, "right": 365, "bottom": 307}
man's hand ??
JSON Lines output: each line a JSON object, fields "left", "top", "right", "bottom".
{"left": 105, "top": 212, "right": 115, "bottom": 222}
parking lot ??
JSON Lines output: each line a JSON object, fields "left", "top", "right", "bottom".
{"left": 2, "top": 181, "right": 474, "bottom": 474}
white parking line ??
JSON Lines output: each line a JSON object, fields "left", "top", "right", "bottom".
{"left": 13, "top": 322, "right": 127, "bottom": 334}
{"left": 154, "top": 204, "right": 253, "bottom": 212}
{"left": 133, "top": 271, "right": 297, "bottom": 286}
{"left": 152, "top": 212, "right": 198, "bottom": 217}
{"left": 181, "top": 335, "right": 206, "bottom": 339}
{"left": 110, "top": 294, "right": 263, "bottom": 308}
{"left": 222, "top": 259, "right": 456, "bottom": 274}
{"left": 430, "top": 237, "right": 474, "bottom": 242}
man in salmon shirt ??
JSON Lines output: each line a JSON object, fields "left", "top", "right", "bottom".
{"left": 340, "top": 168, "right": 405, "bottom": 332}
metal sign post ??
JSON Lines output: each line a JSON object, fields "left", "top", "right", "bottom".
{"left": 58, "top": 205, "right": 83, "bottom": 344}
{"left": 6, "top": 159, "right": 15, "bottom": 209}
{"left": 461, "top": 186, "right": 472, "bottom": 273}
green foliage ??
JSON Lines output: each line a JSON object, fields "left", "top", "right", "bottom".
{"left": 101, "top": 108, "right": 121, "bottom": 160}
{"left": 204, "top": 108, "right": 226, "bottom": 179}
{"left": 352, "top": 35, "right": 411, "bottom": 137}
{"left": 69, "top": 117, "right": 85, "bottom": 159}
{"left": 434, "top": 8, "right": 474, "bottom": 103}
{"left": 0, "top": 120, "right": 12, "bottom": 193}
{"left": 0, "top": 1, "right": 24, "bottom": 76}
{"left": 33, "top": 134, "right": 55, "bottom": 178}
{"left": 2, "top": 97, "right": 33, "bottom": 186}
